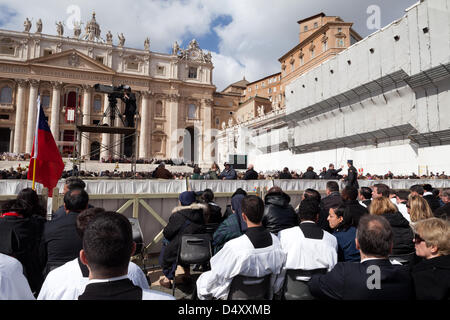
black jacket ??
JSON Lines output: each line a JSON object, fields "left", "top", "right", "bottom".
{"left": 342, "top": 200, "right": 369, "bottom": 228}
{"left": 302, "top": 171, "right": 318, "bottom": 179}
{"left": 205, "top": 202, "right": 223, "bottom": 224}
{"left": 0, "top": 214, "right": 46, "bottom": 294}
{"left": 243, "top": 168, "right": 259, "bottom": 180}
{"left": 382, "top": 212, "right": 414, "bottom": 255}
{"left": 344, "top": 165, "right": 359, "bottom": 189}
{"left": 324, "top": 168, "right": 342, "bottom": 180}
{"left": 262, "top": 192, "right": 298, "bottom": 234}
{"left": 161, "top": 203, "right": 206, "bottom": 270}
{"left": 411, "top": 254, "right": 450, "bottom": 300}
{"left": 434, "top": 203, "right": 449, "bottom": 220}
{"left": 423, "top": 194, "right": 441, "bottom": 212}
{"left": 309, "top": 258, "right": 413, "bottom": 300}
{"left": 41, "top": 211, "right": 83, "bottom": 275}
{"left": 319, "top": 192, "right": 343, "bottom": 232}
{"left": 279, "top": 172, "right": 292, "bottom": 179}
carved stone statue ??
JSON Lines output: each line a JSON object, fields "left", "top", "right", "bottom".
{"left": 36, "top": 19, "right": 42, "bottom": 33}
{"left": 23, "top": 18, "right": 32, "bottom": 32}
{"left": 106, "top": 31, "right": 113, "bottom": 44}
{"left": 172, "top": 41, "right": 179, "bottom": 55}
{"left": 204, "top": 51, "right": 212, "bottom": 63}
{"left": 228, "top": 117, "right": 233, "bottom": 127}
{"left": 144, "top": 37, "right": 150, "bottom": 50}
{"left": 188, "top": 39, "right": 199, "bottom": 50}
{"left": 118, "top": 33, "right": 125, "bottom": 47}
{"left": 73, "top": 21, "right": 82, "bottom": 38}
{"left": 56, "top": 21, "right": 64, "bottom": 36}
{"left": 221, "top": 121, "right": 226, "bottom": 130}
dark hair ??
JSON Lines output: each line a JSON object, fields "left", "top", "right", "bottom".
{"left": 76, "top": 207, "right": 106, "bottom": 238}
{"left": 17, "top": 188, "right": 46, "bottom": 218}
{"left": 396, "top": 190, "right": 410, "bottom": 201}
{"left": 1, "top": 199, "right": 30, "bottom": 217}
{"left": 331, "top": 204, "right": 354, "bottom": 230}
{"left": 193, "top": 167, "right": 201, "bottom": 174}
{"left": 267, "top": 186, "right": 283, "bottom": 194}
{"left": 65, "top": 177, "right": 86, "bottom": 190}
{"left": 64, "top": 188, "right": 89, "bottom": 213}
{"left": 373, "top": 183, "right": 390, "bottom": 197}
{"left": 356, "top": 215, "right": 393, "bottom": 257}
{"left": 409, "top": 184, "right": 424, "bottom": 196}
{"left": 241, "top": 195, "right": 264, "bottom": 224}
{"left": 83, "top": 211, "right": 134, "bottom": 277}
{"left": 326, "top": 181, "right": 339, "bottom": 193}
{"left": 201, "top": 189, "right": 214, "bottom": 203}
{"left": 423, "top": 184, "right": 433, "bottom": 192}
{"left": 303, "top": 188, "right": 321, "bottom": 202}
{"left": 298, "top": 198, "right": 320, "bottom": 221}
{"left": 307, "top": 166, "right": 314, "bottom": 171}
{"left": 341, "top": 185, "right": 358, "bottom": 201}
{"left": 232, "top": 188, "right": 247, "bottom": 198}
{"left": 360, "top": 187, "right": 372, "bottom": 200}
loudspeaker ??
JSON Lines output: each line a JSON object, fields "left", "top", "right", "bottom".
{"left": 128, "top": 217, "right": 144, "bottom": 255}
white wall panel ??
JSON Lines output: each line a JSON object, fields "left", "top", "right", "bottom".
{"left": 427, "top": 0, "right": 450, "bottom": 67}
{"left": 380, "top": 26, "right": 397, "bottom": 76}
{"left": 407, "top": 7, "right": 421, "bottom": 75}
{"left": 417, "top": 2, "right": 432, "bottom": 71}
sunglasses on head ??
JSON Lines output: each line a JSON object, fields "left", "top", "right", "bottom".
{"left": 414, "top": 233, "right": 425, "bottom": 244}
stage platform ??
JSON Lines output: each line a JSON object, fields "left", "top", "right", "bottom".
{"left": 77, "top": 125, "right": 136, "bottom": 135}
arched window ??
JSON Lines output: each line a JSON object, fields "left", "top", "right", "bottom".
{"left": 0, "top": 86, "right": 12, "bottom": 104}
{"left": 155, "top": 101, "right": 163, "bottom": 117}
{"left": 93, "top": 95, "right": 102, "bottom": 113}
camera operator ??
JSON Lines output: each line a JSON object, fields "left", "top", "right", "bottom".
{"left": 120, "top": 86, "right": 137, "bottom": 128}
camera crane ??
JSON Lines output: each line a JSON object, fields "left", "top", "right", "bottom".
{"left": 74, "top": 83, "right": 138, "bottom": 175}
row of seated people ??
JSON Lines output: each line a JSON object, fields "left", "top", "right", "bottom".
{"left": 0, "top": 176, "right": 449, "bottom": 300}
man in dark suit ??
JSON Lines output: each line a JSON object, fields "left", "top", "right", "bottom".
{"left": 120, "top": 86, "right": 137, "bottom": 128}
{"left": 308, "top": 214, "right": 413, "bottom": 300}
{"left": 41, "top": 188, "right": 89, "bottom": 276}
{"left": 318, "top": 181, "right": 342, "bottom": 232}
{"left": 343, "top": 160, "right": 359, "bottom": 189}
{"left": 324, "top": 163, "right": 343, "bottom": 180}
{"left": 52, "top": 177, "right": 88, "bottom": 220}
{"left": 243, "top": 164, "right": 259, "bottom": 180}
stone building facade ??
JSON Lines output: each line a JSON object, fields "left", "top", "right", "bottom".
{"left": 0, "top": 13, "right": 217, "bottom": 165}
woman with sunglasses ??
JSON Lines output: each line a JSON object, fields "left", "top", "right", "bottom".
{"left": 411, "top": 218, "right": 450, "bottom": 300}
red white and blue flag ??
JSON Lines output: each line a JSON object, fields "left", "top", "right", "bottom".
{"left": 27, "top": 94, "right": 64, "bottom": 197}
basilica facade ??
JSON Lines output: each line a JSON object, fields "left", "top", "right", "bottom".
{"left": 0, "top": 13, "right": 220, "bottom": 165}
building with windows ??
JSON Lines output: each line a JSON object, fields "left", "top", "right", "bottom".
{"left": 0, "top": 13, "right": 218, "bottom": 165}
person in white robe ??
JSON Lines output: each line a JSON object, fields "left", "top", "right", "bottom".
{"left": 276, "top": 199, "right": 338, "bottom": 293}
{"left": 0, "top": 253, "right": 35, "bottom": 300}
{"left": 37, "top": 259, "right": 149, "bottom": 300}
{"left": 196, "top": 195, "right": 286, "bottom": 300}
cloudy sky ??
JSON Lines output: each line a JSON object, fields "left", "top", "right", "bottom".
{"left": 0, "top": 0, "right": 418, "bottom": 91}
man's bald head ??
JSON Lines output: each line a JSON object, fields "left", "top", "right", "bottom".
{"left": 64, "top": 188, "right": 89, "bottom": 213}
{"left": 356, "top": 215, "right": 393, "bottom": 258}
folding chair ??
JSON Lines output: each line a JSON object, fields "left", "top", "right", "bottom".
{"left": 227, "top": 274, "right": 272, "bottom": 300}
{"left": 172, "top": 233, "right": 212, "bottom": 296}
{"left": 283, "top": 268, "right": 327, "bottom": 300}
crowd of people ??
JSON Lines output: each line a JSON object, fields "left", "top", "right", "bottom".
{"left": 1, "top": 158, "right": 449, "bottom": 181}
{"left": 0, "top": 170, "right": 448, "bottom": 300}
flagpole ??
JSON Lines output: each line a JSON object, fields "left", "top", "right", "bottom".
{"left": 32, "top": 158, "right": 37, "bottom": 190}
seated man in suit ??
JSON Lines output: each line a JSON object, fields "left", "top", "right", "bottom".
{"left": 78, "top": 211, "right": 174, "bottom": 300}
{"left": 308, "top": 214, "right": 413, "bottom": 300}
{"left": 52, "top": 177, "right": 89, "bottom": 220}
{"left": 196, "top": 195, "right": 286, "bottom": 300}
{"left": 38, "top": 208, "right": 149, "bottom": 300}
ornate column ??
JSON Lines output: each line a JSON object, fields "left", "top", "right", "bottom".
{"left": 201, "top": 98, "right": 213, "bottom": 165}
{"left": 49, "top": 81, "right": 63, "bottom": 140}
{"left": 167, "top": 93, "right": 180, "bottom": 159}
{"left": 13, "top": 79, "right": 27, "bottom": 154}
{"left": 139, "top": 91, "right": 151, "bottom": 159}
{"left": 80, "top": 85, "right": 92, "bottom": 158}
{"left": 25, "top": 79, "right": 40, "bottom": 153}
{"left": 100, "top": 93, "right": 110, "bottom": 160}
